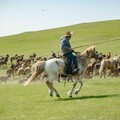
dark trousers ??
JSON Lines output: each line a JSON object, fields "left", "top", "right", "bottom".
{"left": 64, "top": 52, "right": 78, "bottom": 68}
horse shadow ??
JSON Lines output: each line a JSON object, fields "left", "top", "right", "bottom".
{"left": 56, "top": 93, "right": 120, "bottom": 101}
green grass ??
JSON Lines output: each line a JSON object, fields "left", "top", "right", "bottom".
{"left": 0, "top": 20, "right": 120, "bottom": 120}
{"left": 0, "top": 20, "right": 120, "bottom": 57}
{"left": 0, "top": 20, "right": 119, "bottom": 78}
{"left": 0, "top": 78, "right": 120, "bottom": 120}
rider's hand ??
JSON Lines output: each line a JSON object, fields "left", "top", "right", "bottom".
{"left": 68, "top": 48, "right": 74, "bottom": 52}
{"left": 71, "top": 49, "right": 74, "bottom": 52}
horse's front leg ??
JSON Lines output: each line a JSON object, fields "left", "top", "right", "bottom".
{"left": 103, "top": 70, "right": 106, "bottom": 78}
{"left": 75, "top": 80, "right": 83, "bottom": 95}
{"left": 67, "top": 80, "right": 78, "bottom": 97}
{"left": 75, "top": 76, "right": 83, "bottom": 95}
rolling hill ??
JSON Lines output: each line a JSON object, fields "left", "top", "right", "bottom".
{"left": 0, "top": 20, "right": 120, "bottom": 57}
{"left": 0, "top": 20, "right": 120, "bottom": 120}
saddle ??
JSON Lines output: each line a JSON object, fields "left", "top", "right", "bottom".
{"left": 63, "top": 56, "right": 77, "bottom": 75}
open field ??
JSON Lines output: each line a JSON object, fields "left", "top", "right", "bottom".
{"left": 0, "top": 20, "right": 120, "bottom": 76}
{"left": 0, "top": 20, "right": 120, "bottom": 120}
{"left": 0, "top": 78, "right": 120, "bottom": 120}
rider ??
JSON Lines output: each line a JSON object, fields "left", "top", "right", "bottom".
{"left": 60, "top": 31, "right": 79, "bottom": 74}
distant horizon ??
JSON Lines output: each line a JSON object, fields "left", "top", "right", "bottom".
{"left": 0, "top": 19, "right": 119, "bottom": 37}
{"left": 1, "top": 0, "right": 120, "bottom": 37}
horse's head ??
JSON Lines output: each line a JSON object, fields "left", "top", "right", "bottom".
{"left": 113, "top": 55, "right": 120, "bottom": 65}
{"left": 85, "top": 46, "right": 100, "bottom": 60}
{"left": 118, "top": 55, "right": 120, "bottom": 65}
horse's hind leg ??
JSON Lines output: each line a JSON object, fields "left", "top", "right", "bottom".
{"left": 51, "top": 82, "right": 60, "bottom": 97}
{"left": 46, "top": 81, "right": 60, "bottom": 97}
{"left": 46, "top": 81, "right": 53, "bottom": 97}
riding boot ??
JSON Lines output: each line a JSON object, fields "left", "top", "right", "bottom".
{"left": 72, "top": 68, "right": 79, "bottom": 74}
{"left": 71, "top": 64, "right": 79, "bottom": 74}
{"left": 64, "top": 59, "right": 72, "bottom": 74}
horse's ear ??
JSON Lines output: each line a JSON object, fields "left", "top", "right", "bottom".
{"left": 91, "top": 45, "right": 95, "bottom": 51}
{"left": 86, "top": 50, "right": 90, "bottom": 55}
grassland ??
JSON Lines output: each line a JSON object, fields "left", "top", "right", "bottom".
{"left": 0, "top": 20, "right": 120, "bottom": 120}
{"left": 0, "top": 78, "right": 120, "bottom": 120}
{"left": 0, "top": 20, "right": 120, "bottom": 57}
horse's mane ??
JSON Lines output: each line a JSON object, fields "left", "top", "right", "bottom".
{"left": 81, "top": 46, "right": 95, "bottom": 56}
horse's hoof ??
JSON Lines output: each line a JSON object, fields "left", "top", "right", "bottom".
{"left": 56, "top": 94, "right": 60, "bottom": 97}
{"left": 49, "top": 90, "right": 53, "bottom": 97}
{"left": 67, "top": 92, "right": 72, "bottom": 97}
{"left": 50, "top": 93, "right": 53, "bottom": 97}
{"left": 75, "top": 91, "right": 78, "bottom": 95}
{"left": 55, "top": 92, "right": 60, "bottom": 97}
{"left": 69, "top": 95, "right": 72, "bottom": 98}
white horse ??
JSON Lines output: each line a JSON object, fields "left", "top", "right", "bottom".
{"left": 24, "top": 46, "right": 99, "bottom": 97}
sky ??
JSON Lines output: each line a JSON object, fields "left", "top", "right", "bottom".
{"left": 0, "top": 0, "right": 120, "bottom": 37}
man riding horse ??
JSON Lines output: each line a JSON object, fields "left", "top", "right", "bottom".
{"left": 60, "top": 31, "right": 79, "bottom": 75}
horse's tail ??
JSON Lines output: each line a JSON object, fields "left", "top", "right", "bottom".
{"left": 24, "top": 61, "right": 45, "bottom": 86}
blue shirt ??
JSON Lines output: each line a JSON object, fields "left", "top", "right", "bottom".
{"left": 60, "top": 36, "right": 72, "bottom": 55}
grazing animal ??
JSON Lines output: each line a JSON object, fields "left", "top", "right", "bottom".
{"left": 6, "top": 63, "right": 16, "bottom": 77}
{"left": 116, "top": 68, "right": 120, "bottom": 77}
{"left": 29, "top": 53, "right": 36, "bottom": 63}
{"left": 99, "top": 56, "right": 120, "bottom": 78}
{"left": 84, "top": 61, "right": 96, "bottom": 79}
{"left": 24, "top": 66, "right": 31, "bottom": 76}
{"left": 16, "top": 55, "right": 24, "bottom": 63}
{"left": 0, "top": 75, "right": 10, "bottom": 84}
{"left": 10, "top": 54, "right": 18, "bottom": 64}
{"left": 0, "top": 55, "right": 9, "bottom": 68}
{"left": 24, "top": 46, "right": 99, "bottom": 97}
{"left": 6, "top": 68, "right": 14, "bottom": 77}
{"left": 93, "top": 61, "right": 101, "bottom": 78}
{"left": 17, "top": 67, "right": 25, "bottom": 77}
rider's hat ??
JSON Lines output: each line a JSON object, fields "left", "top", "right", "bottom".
{"left": 64, "top": 31, "right": 73, "bottom": 37}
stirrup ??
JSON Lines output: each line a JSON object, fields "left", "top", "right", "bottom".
{"left": 72, "top": 68, "right": 79, "bottom": 74}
